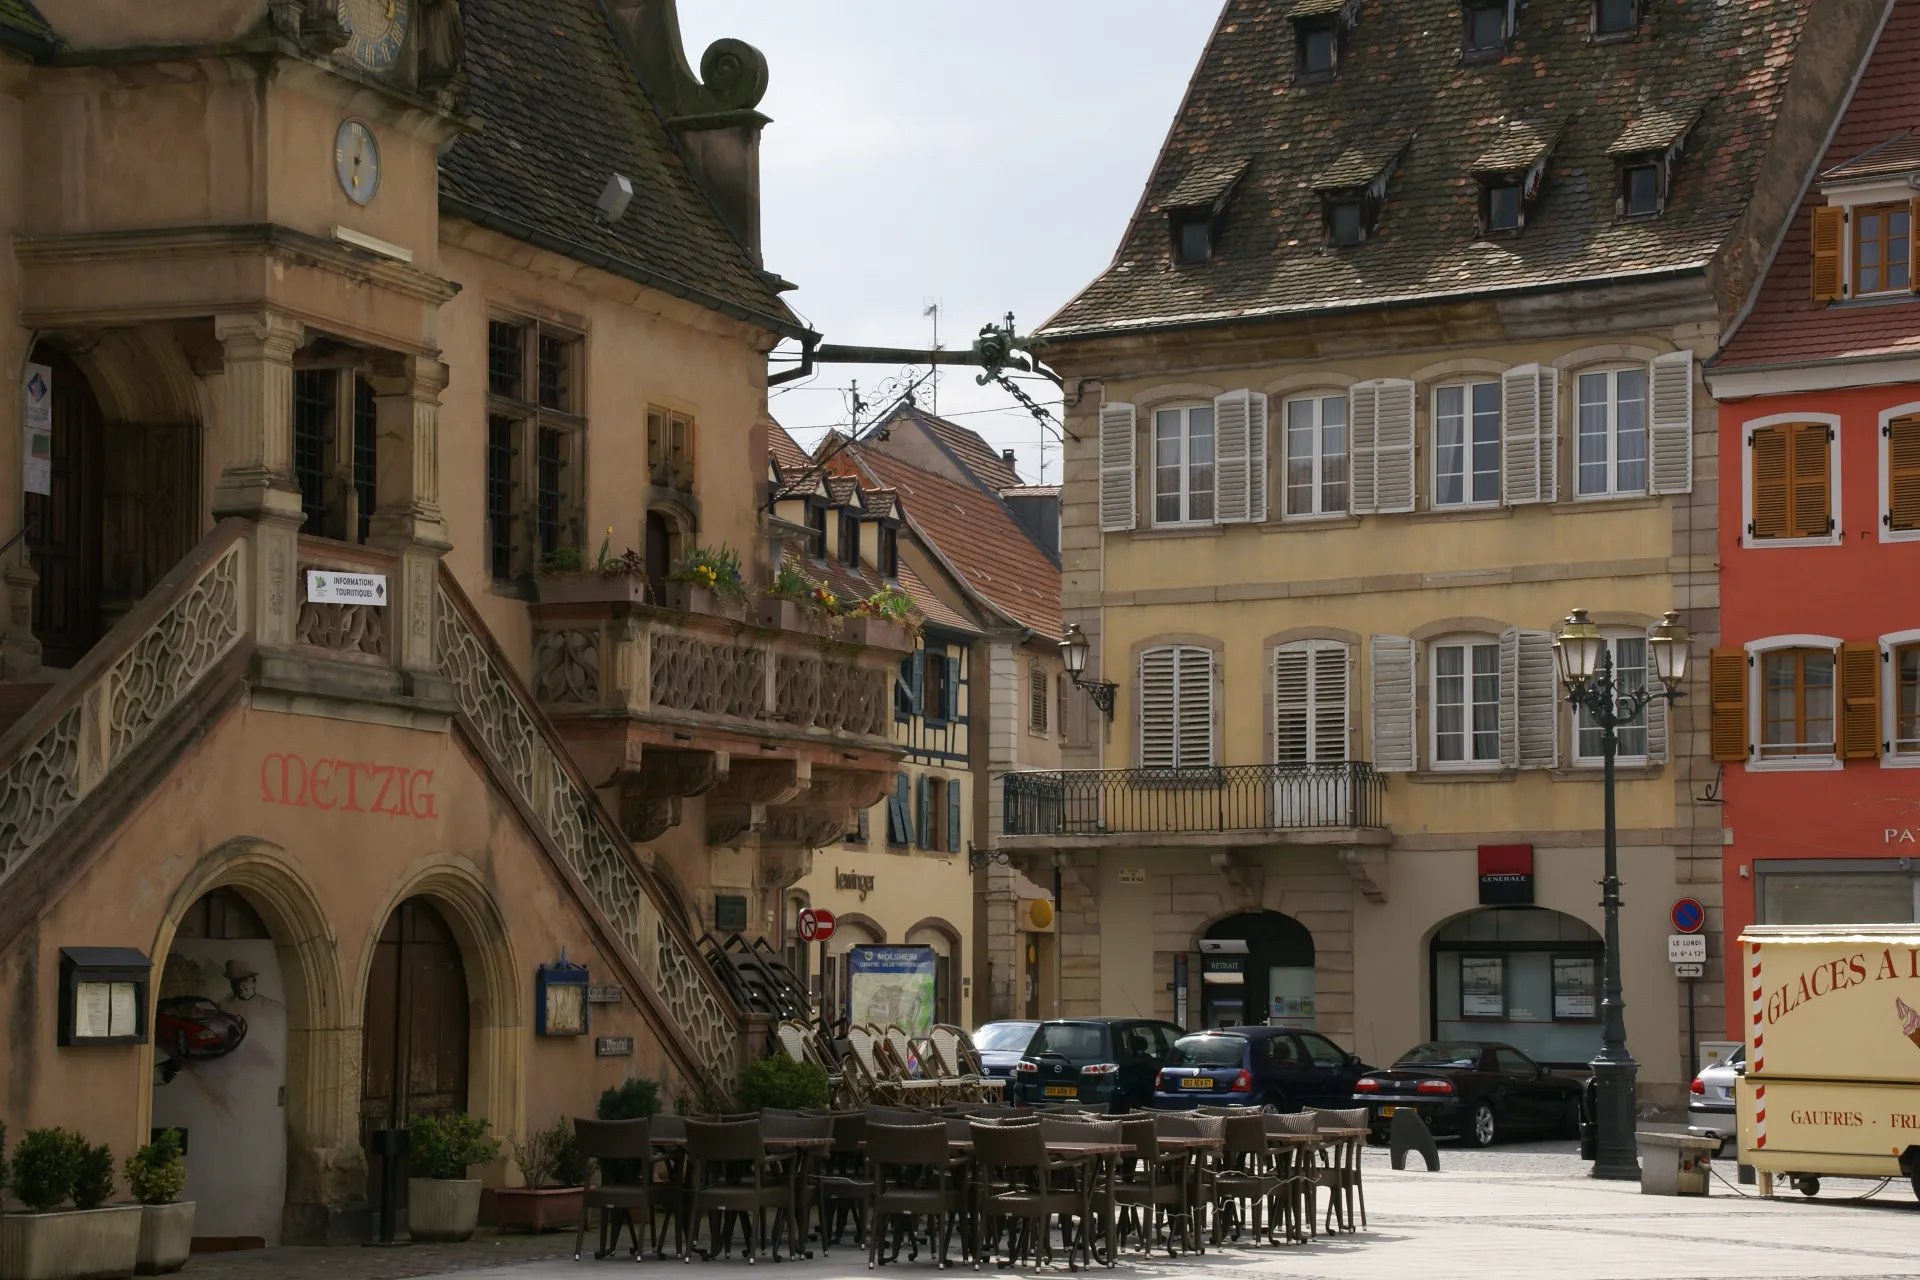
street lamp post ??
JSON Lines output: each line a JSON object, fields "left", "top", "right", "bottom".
{"left": 1554, "top": 608, "right": 1690, "bottom": 1182}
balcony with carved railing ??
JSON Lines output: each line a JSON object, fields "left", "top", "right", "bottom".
{"left": 529, "top": 586, "right": 911, "bottom": 849}
{"left": 1000, "top": 762, "right": 1389, "bottom": 848}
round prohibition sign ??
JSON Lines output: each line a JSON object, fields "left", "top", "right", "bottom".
{"left": 1671, "top": 898, "right": 1705, "bottom": 934}
{"left": 797, "top": 907, "right": 837, "bottom": 943}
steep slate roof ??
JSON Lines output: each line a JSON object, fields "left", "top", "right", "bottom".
{"left": 1039, "top": 0, "right": 1814, "bottom": 340}
{"left": 443, "top": 0, "right": 798, "bottom": 335}
{"left": 1717, "top": 1, "right": 1920, "bottom": 369}
{"left": 855, "top": 450, "right": 1062, "bottom": 641}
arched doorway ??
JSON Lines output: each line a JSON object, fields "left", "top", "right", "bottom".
{"left": 1200, "top": 912, "right": 1315, "bottom": 1031}
{"left": 823, "top": 915, "right": 882, "bottom": 1029}
{"left": 25, "top": 345, "right": 104, "bottom": 669}
{"left": 150, "top": 887, "right": 290, "bottom": 1245}
{"left": 359, "top": 898, "right": 470, "bottom": 1208}
{"left": 1430, "top": 906, "right": 1604, "bottom": 1068}
{"left": 905, "top": 919, "right": 962, "bottom": 1028}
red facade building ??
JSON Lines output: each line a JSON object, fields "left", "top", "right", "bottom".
{"left": 1706, "top": 0, "right": 1920, "bottom": 1036}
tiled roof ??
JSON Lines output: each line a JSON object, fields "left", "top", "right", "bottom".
{"left": 1166, "top": 159, "right": 1249, "bottom": 210}
{"left": 780, "top": 549, "right": 975, "bottom": 636}
{"left": 1824, "top": 129, "right": 1920, "bottom": 180}
{"left": 1607, "top": 104, "right": 1702, "bottom": 156}
{"left": 872, "top": 403, "right": 1024, "bottom": 490}
{"left": 1716, "top": 0, "right": 1920, "bottom": 370}
{"left": 855, "top": 451, "right": 1062, "bottom": 641}
{"left": 1315, "top": 139, "right": 1408, "bottom": 191}
{"left": 1038, "top": 0, "right": 1815, "bottom": 340}
{"left": 768, "top": 424, "right": 813, "bottom": 479}
{"left": 442, "top": 0, "right": 798, "bottom": 335}
{"left": 0, "top": 0, "right": 53, "bottom": 49}
{"left": 1000, "top": 485, "right": 1062, "bottom": 498}
{"left": 1473, "top": 120, "right": 1560, "bottom": 174}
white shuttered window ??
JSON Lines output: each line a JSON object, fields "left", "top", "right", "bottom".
{"left": 1369, "top": 635, "right": 1417, "bottom": 772}
{"left": 1140, "top": 645, "right": 1214, "bottom": 769}
{"left": 1284, "top": 394, "right": 1349, "bottom": 516}
{"left": 1574, "top": 634, "right": 1650, "bottom": 763}
{"left": 1098, "top": 402, "right": 1138, "bottom": 532}
{"left": 1153, "top": 405, "right": 1216, "bottom": 525}
{"left": 1432, "top": 636, "right": 1502, "bottom": 766}
{"left": 1274, "top": 641, "right": 1349, "bottom": 763}
{"left": 1434, "top": 382, "right": 1502, "bottom": 507}
{"left": 1212, "top": 389, "right": 1268, "bottom": 523}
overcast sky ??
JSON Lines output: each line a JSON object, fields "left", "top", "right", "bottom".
{"left": 677, "top": 3, "right": 1223, "bottom": 484}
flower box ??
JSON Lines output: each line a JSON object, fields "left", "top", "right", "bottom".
{"left": 841, "top": 616, "right": 913, "bottom": 651}
{"left": 134, "top": 1203, "right": 194, "bottom": 1275}
{"left": 406, "top": 1178, "right": 483, "bottom": 1243}
{"left": 492, "top": 1187, "right": 584, "bottom": 1233}
{"left": 665, "top": 581, "right": 748, "bottom": 621}
{"left": 535, "top": 574, "right": 652, "bottom": 607}
{"left": 755, "top": 597, "right": 806, "bottom": 631}
{"left": 0, "top": 1204, "right": 142, "bottom": 1280}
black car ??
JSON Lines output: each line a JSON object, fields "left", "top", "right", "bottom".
{"left": 1012, "top": 1018, "right": 1185, "bottom": 1111}
{"left": 1354, "top": 1040, "right": 1583, "bottom": 1147}
{"left": 971, "top": 1020, "right": 1041, "bottom": 1083}
{"left": 1153, "top": 1027, "right": 1370, "bottom": 1112}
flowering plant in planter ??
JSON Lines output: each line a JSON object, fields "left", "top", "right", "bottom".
{"left": 805, "top": 585, "right": 840, "bottom": 616}
{"left": 850, "top": 584, "right": 914, "bottom": 622}
{"left": 669, "top": 544, "right": 750, "bottom": 604}
{"left": 768, "top": 563, "right": 811, "bottom": 601}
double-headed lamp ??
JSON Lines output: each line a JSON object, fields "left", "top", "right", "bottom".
{"left": 1554, "top": 609, "right": 1603, "bottom": 693}
{"left": 1059, "top": 623, "right": 1091, "bottom": 678}
{"left": 1647, "top": 609, "right": 1690, "bottom": 691}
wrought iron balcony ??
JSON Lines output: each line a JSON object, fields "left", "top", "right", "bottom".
{"left": 1002, "top": 762, "right": 1387, "bottom": 838}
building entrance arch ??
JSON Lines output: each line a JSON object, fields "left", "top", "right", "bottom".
{"left": 1198, "top": 911, "right": 1316, "bottom": 1030}
{"left": 1429, "top": 906, "right": 1604, "bottom": 1068}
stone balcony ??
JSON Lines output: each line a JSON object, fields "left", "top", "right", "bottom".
{"left": 529, "top": 581, "right": 911, "bottom": 853}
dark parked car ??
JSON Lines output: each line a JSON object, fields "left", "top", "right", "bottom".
{"left": 1153, "top": 1026, "right": 1370, "bottom": 1112}
{"left": 972, "top": 1020, "right": 1040, "bottom": 1083}
{"left": 1354, "top": 1040, "right": 1582, "bottom": 1147}
{"left": 1013, "top": 1018, "right": 1184, "bottom": 1111}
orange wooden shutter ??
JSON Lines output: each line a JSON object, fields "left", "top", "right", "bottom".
{"left": 1789, "top": 421, "right": 1831, "bottom": 537}
{"left": 1811, "top": 206, "right": 1844, "bottom": 301}
{"left": 1891, "top": 414, "right": 1920, "bottom": 532}
{"left": 1839, "top": 642, "right": 1881, "bottom": 759}
{"left": 1749, "top": 425, "right": 1788, "bottom": 538}
{"left": 1710, "top": 648, "right": 1749, "bottom": 763}
{"left": 1910, "top": 197, "right": 1920, "bottom": 292}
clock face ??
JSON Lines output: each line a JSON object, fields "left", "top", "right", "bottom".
{"left": 341, "top": 0, "right": 411, "bottom": 73}
{"left": 335, "top": 119, "right": 381, "bottom": 206}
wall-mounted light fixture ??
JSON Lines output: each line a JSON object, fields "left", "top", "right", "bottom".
{"left": 1058, "top": 623, "right": 1117, "bottom": 721}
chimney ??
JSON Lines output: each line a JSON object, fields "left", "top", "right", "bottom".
{"left": 1002, "top": 448, "right": 1018, "bottom": 468}
{"left": 610, "top": 0, "right": 771, "bottom": 265}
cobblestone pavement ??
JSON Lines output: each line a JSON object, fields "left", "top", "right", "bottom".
{"left": 180, "top": 1140, "right": 1920, "bottom": 1280}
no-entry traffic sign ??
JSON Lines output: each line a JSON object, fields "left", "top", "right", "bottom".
{"left": 1671, "top": 898, "right": 1705, "bottom": 934}
{"left": 797, "top": 907, "right": 836, "bottom": 944}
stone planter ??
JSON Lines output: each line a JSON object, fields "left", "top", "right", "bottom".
{"left": 840, "top": 615, "right": 912, "bottom": 651}
{"left": 535, "top": 573, "right": 652, "bottom": 606}
{"left": 755, "top": 596, "right": 806, "bottom": 631}
{"left": 133, "top": 1203, "right": 195, "bottom": 1275}
{"left": 664, "top": 581, "right": 748, "bottom": 621}
{"left": 406, "top": 1178, "right": 483, "bottom": 1243}
{"left": 0, "top": 1204, "right": 142, "bottom": 1280}
{"left": 493, "top": 1187, "right": 584, "bottom": 1233}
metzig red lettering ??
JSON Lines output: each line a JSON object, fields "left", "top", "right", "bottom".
{"left": 258, "top": 754, "right": 437, "bottom": 820}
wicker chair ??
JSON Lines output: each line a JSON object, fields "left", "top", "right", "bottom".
{"left": 1308, "top": 1107, "right": 1369, "bottom": 1231}
{"left": 970, "top": 1120, "right": 1095, "bottom": 1270}
{"left": 929, "top": 1024, "right": 1007, "bottom": 1103}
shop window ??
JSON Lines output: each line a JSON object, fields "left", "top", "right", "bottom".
{"left": 1432, "top": 907, "right": 1604, "bottom": 1067}
{"left": 1760, "top": 866, "right": 1918, "bottom": 925}
{"left": 486, "top": 316, "right": 585, "bottom": 578}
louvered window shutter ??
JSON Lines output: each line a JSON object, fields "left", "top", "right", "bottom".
{"left": 1839, "top": 642, "right": 1881, "bottom": 759}
{"left": 1709, "top": 648, "right": 1749, "bottom": 763}
{"left": 1349, "top": 381, "right": 1381, "bottom": 514}
{"left": 1517, "top": 630, "right": 1559, "bottom": 768}
{"left": 1374, "top": 379, "right": 1418, "bottom": 513}
{"left": 1502, "top": 364, "right": 1545, "bottom": 505}
{"left": 1274, "top": 644, "right": 1310, "bottom": 764}
{"left": 916, "top": 774, "right": 932, "bottom": 847}
{"left": 1537, "top": 366, "right": 1559, "bottom": 501}
{"left": 907, "top": 650, "right": 926, "bottom": 717}
{"left": 1177, "top": 646, "right": 1215, "bottom": 767}
{"left": 1911, "top": 198, "right": 1920, "bottom": 294}
{"left": 1810, "top": 206, "right": 1843, "bottom": 302}
{"left": 1647, "top": 350, "right": 1694, "bottom": 495}
{"left": 1750, "top": 425, "right": 1789, "bottom": 538}
{"left": 1790, "top": 422, "right": 1831, "bottom": 537}
{"left": 947, "top": 778, "right": 964, "bottom": 851}
{"left": 1499, "top": 629, "right": 1521, "bottom": 769}
{"left": 1644, "top": 623, "right": 1668, "bottom": 764}
{"left": 1369, "top": 635, "right": 1417, "bottom": 772}
{"left": 944, "top": 655, "right": 962, "bottom": 721}
{"left": 1139, "top": 648, "right": 1178, "bottom": 769}
{"left": 1890, "top": 414, "right": 1920, "bottom": 532}
{"left": 1313, "top": 642, "right": 1349, "bottom": 762}
{"left": 1248, "top": 392, "right": 1269, "bottom": 522}
{"left": 1099, "top": 402, "right": 1138, "bottom": 532}
{"left": 888, "top": 773, "right": 910, "bottom": 843}
{"left": 1214, "top": 390, "right": 1252, "bottom": 524}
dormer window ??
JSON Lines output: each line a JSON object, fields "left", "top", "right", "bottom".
{"left": 1162, "top": 159, "right": 1247, "bottom": 267}
{"left": 878, "top": 525, "right": 899, "bottom": 578}
{"left": 1609, "top": 107, "right": 1697, "bottom": 221}
{"left": 1593, "top": 0, "right": 1640, "bottom": 37}
{"left": 805, "top": 503, "right": 827, "bottom": 559}
{"left": 1288, "top": 0, "right": 1359, "bottom": 82}
{"left": 1463, "top": 1, "right": 1513, "bottom": 56}
{"left": 1314, "top": 139, "right": 1408, "bottom": 251}
{"left": 1486, "top": 183, "right": 1522, "bottom": 232}
{"left": 1811, "top": 136, "right": 1920, "bottom": 302}
{"left": 1472, "top": 120, "right": 1557, "bottom": 236}
{"left": 838, "top": 511, "right": 860, "bottom": 567}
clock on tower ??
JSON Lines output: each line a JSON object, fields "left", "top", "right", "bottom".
{"left": 339, "top": 0, "right": 411, "bottom": 74}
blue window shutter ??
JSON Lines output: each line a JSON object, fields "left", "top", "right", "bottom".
{"left": 947, "top": 778, "right": 962, "bottom": 853}
{"left": 908, "top": 650, "right": 926, "bottom": 717}
{"left": 887, "top": 773, "right": 909, "bottom": 844}
{"left": 895, "top": 657, "right": 914, "bottom": 720}
{"left": 943, "top": 655, "right": 961, "bottom": 722}
{"left": 916, "top": 774, "right": 931, "bottom": 847}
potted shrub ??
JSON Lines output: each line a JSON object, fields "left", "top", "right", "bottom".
{"left": 735, "top": 1057, "right": 830, "bottom": 1112}
{"left": 0, "top": 1128, "right": 140, "bottom": 1280}
{"left": 535, "top": 533, "right": 651, "bottom": 606}
{"left": 594, "top": 1077, "right": 662, "bottom": 1186}
{"left": 665, "top": 545, "right": 750, "bottom": 620}
{"left": 124, "top": 1130, "right": 191, "bottom": 1275}
{"left": 405, "top": 1113, "right": 501, "bottom": 1243}
{"left": 495, "top": 1120, "right": 584, "bottom": 1233}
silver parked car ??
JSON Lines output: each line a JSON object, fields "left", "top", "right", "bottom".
{"left": 1687, "top": 1045, "right": 1743, "bottom": 1141}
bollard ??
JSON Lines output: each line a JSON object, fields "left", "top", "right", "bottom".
{"left": 1389, "top": 1108, "right": 1440, "bottom": 1171}
{"left": 369, "top": 1128, "right": 410, "bottom": 1245}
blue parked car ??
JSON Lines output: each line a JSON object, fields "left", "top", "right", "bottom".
{"left": 1153, "top": 1026, "right": 1370, "bottom": 1112}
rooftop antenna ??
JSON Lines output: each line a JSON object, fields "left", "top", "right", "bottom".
{"left": 923, "top": 300, "right": 943, "bottom": 416}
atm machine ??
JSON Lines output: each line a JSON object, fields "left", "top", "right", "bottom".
{"left": 1199, "top": 938, "right": 1249, "bottom": 1029}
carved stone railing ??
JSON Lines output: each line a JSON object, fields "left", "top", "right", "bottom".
{"left": 295, "top": 539, "right": 396, "bottom": 666}
{"left": 0, "top": 521, "right": 249, "bottom": 886}
{"left": 437, "top": 574, "right": 741, "bottom": 1089}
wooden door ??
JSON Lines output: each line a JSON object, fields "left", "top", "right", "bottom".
{"left": 27, "top": 347, "right": 104, "bottom": 669}
{"left": 360, "top": 899, "right": 469, "bottom": 1204}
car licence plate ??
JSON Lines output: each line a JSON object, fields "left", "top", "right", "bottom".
{"left": 1179, "top": 1077, "right": 1214, "bottom": 1090}
{"left": 1376, "top": 1106, "right": 1398, "bottom": 1117}
{"left": 1044, "top": 1085, "right": 1077, "bottom": 1098}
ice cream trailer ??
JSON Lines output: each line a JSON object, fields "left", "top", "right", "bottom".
{"left": 1737, "top": 925, "right": 1920, "bottom": 1199}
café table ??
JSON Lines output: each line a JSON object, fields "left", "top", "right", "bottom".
{"left": 1261, "top": 1131, "right": 1327, "bottom": 1243}
{"left": 1311, "top": 1127, "right": 1369, "bottom": 1233}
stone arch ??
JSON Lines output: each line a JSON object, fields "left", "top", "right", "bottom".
{"left": 353, "top": 855, "right": 524, "bottom": 1161}
{"left": 57, "top": 325, "right": 205, "bottom": 427}
{"left": 904, "top": 916, "right": 964, "bottom": 1025}
{"left": 141, "top": 837, "right": 355, "bottom": 1242}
